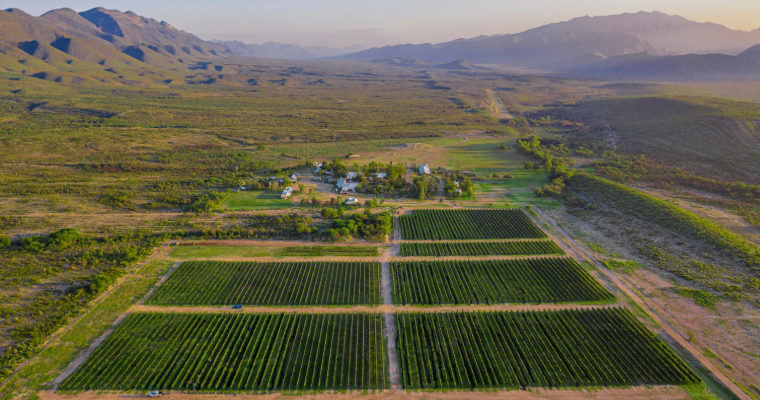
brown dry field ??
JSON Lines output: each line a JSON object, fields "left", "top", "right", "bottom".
{"left": 40, "top": 386, "right": 692, "bottom": 400}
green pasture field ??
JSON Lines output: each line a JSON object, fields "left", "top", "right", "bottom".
{"left": 169, "top": 245, "right": 272, "bottom": 259}
{"left": 279, "top": 246, "right": 379, "bottom": 257}
{"left": 224, "top": 191, "right": 295, "bottom": 210}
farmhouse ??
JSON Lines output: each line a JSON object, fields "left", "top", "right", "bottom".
{"left": 281, "top": 187, "right": 293, "bottom": 199}
{"left": 288, "top": 172, "right": 300, "bottom": 182}
{"left": 418, "top": 164, "right": 431, "bottom": 175}
{"left": 339, "top": 182, "right": 360, "bottom": 194}
{"left": 347, "top": 154, "right": 360, "bottom": 159}
{"left": 344, "top": 198, "right": 359, "bottom": 205}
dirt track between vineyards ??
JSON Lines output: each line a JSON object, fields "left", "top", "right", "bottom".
{"left": 41, "top": 385, "right": 692, "bottom": 400}
{"left": 128, "top": 303, "right": 618, "bottom": 314}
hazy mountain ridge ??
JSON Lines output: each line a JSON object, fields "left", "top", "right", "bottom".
{"left": 545, "top": 11, "right": 760, "bottom": 55}
{"left": 738, "top": 45, "right": 760, "bottom": 64}
{"left": 371, "top": 57, "right": 486, "bottom": 70}
{"left": 337, "top": 11, "right": 760, "bottom": 81}
{"left": 214, "top": 40, "right": 366, "bottom": 60}
{"left": 339, "top": 28, "right": 658, "bottom": 66}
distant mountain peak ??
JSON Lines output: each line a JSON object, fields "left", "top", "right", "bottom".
{"left": 738, "top": 44, "right": 760, "bottom": 64}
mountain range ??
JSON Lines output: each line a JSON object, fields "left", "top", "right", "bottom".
{"left": 337, "top": 11, "right": 760, "bottom": 81}
{"left": 1, "top": 7, "right": 760, "bottom": 84}
{"left": 0, "top": 7, "right": 237, "bottom": 86}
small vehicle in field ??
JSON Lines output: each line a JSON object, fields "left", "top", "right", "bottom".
{"left": 147, "top": 391, "right": 162, "bottom": 397}
{"left": 232, "top": 304, "right": 243, "bottom": 309}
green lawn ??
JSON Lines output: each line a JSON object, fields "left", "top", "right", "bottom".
{"left": 279, "top": 246, "right": 379, "bottom": 257}
{"left": 223, "top": 190, "right": 294, "bottom": 210}
{"left": 169, "top": 245, "right": 271, "bottom": 259}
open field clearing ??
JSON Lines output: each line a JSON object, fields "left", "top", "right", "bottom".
{"left": 169, "top": 246, "right": 271, "bottom": 259}
{"left": 400, "top": 240, "right": 563, "bottom": 257}
{"left": 168, "top": 245, "right": 380, "bottom": 260}
{"left": 399, "top": 209, "right": 546, "bottom": 240}
{"left": 391, "top": 258, "right": 614, "bottom": 305}
{"left": 279, "top": 246, "right": 379, "bottom": 257}
{"left": 223, "top": 191, "right": 295, "bottom": 210}
{"left": 396, "top": 308, "right": 699, "bottom": 390}
{"left": 146, "top": 261, "right": 381, "bottom": 306}
{"left": 58, "top": 312, "right": 387, "bottom": 393}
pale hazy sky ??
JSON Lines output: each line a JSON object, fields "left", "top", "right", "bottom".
{"left": 3, "top": 0, "right": 759, "bottom": 48}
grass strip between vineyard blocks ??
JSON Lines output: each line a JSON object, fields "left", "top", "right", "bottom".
{"left": 395, "top": 308, "right": 699, "bottom": 390}
{"left": 145, "top": 261, "right": 381, "bottom": 306}
{"left": 58, "top": 312, "right": 388, "bottom": 393}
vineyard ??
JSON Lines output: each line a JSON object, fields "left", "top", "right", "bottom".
{"left": 396, "top": 308, "right": 699, "bottom": 390}
{"left": 59, "top": 312, "right": 388, "bottom": 393}
{"left": 399, "top": 209, "right": 546, "bottom": 240}
{"left": 400, "top": 240, "right": 563, "bottom": 257}
{"left": 146, "top": 261, "right": 380, "bottom": 306}
{"left": 391, "top": 258, "right": 613, "bottom": 304}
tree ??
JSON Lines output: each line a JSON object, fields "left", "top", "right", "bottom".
{"left": 415, "top": 179, "right": 427, "bottom": 200}
{"left": 444, "top": 179, "right": 458, "bottom": 198}
{"left": 544, "top": 156, "right": 553, "bottom": 173}
{"left": 460, "top": 178, "right": 475, "bottom": 198}
{"left": 534, "top": 187, "right": 543, "bottom": 197}
{"left": 0, "top": 235, "right": 10, "bottom": 248}
{"left": 331, "top": 158, "right": 348, "bottom": 178}
{"left": 283, "top": 177, "right": 293, "bottom": 187}
{"left": 523, "top": 161, "right": 533, "bottom": 170}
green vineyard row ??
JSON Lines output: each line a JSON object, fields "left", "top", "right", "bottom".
{"left": 146, "top": 261, "right": 381, "bottom": 306}
{"left": 60, "top": 312, "right": 388, "bottom": 393}
{"left": 391, "top": 258, "right": 613, "bottom": 305}
{"left": 396, "top": 308, "right": 698, "bottom": 390}
{"left": 399, "top": 209, "right": 546, "bottom": 240}
{"left": 400, "top": 240, "right": 564, "bottom": 257}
